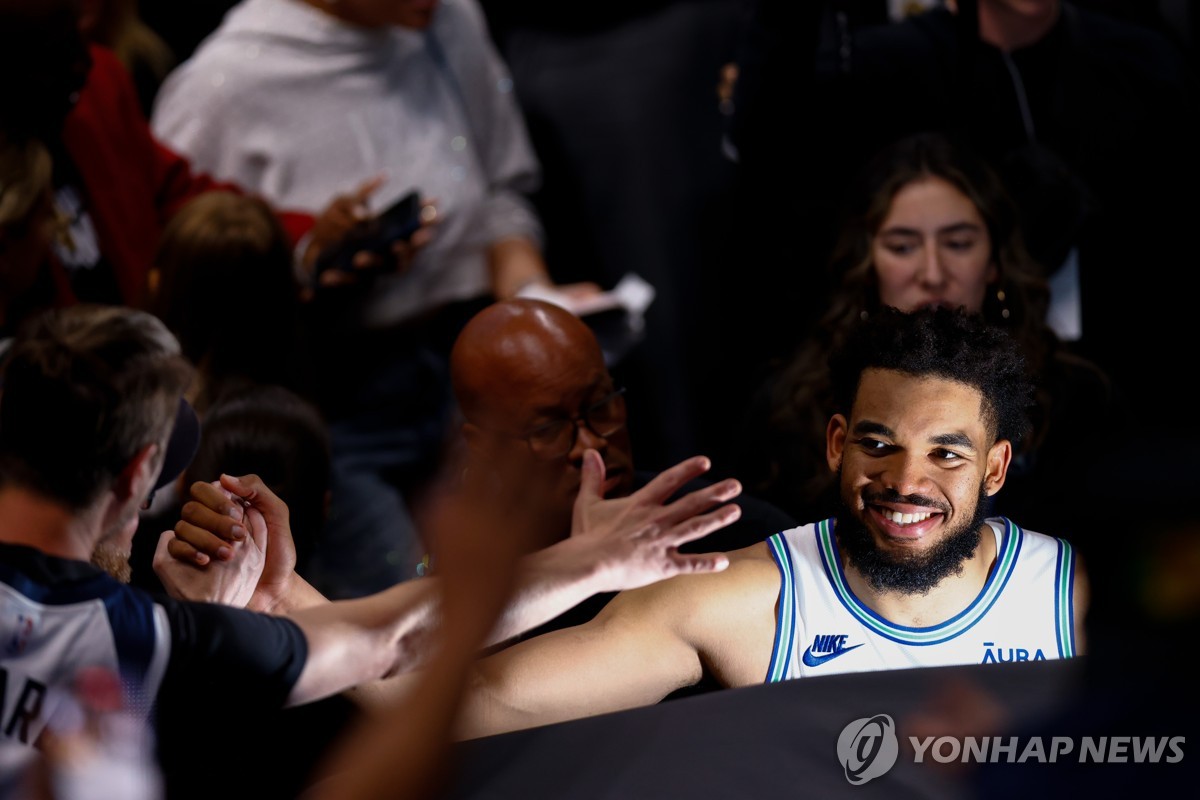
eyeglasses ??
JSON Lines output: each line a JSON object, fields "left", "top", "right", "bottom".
{"left": 522, "top": 387, "right": 627, "bottom": 459}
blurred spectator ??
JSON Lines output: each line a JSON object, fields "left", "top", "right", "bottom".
{"left": 148, "top": 191, "right": 309, "bottom": 413}
{"left": 0, "top": 135, "right": 60, "bottom": 343}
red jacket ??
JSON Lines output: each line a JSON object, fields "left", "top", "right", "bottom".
{"left": 53, "top": 46, "right": 313, "bottom": 306}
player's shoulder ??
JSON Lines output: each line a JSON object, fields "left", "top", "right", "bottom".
{"left": 726, "top": 539, "right": 779, "bottom": 572}
{"left": 701, "top": 541, "right": 781, "bottom": 609}
{"left": 996, "top": 516, "right": 1075, "bottom": 550}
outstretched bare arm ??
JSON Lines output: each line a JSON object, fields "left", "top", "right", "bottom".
{"left": 154, "top": 449, "right": 741, "bottom": 681}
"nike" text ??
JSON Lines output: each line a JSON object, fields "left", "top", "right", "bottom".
{"left": 802, "top": 634, "right": 864, "bottom": 667}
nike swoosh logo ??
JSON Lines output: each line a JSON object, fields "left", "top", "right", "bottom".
{"left": 802, "top": 642, "right": 864, "bottom": 667}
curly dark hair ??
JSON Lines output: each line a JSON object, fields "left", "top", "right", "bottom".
{"left": 829, "top": 305, "right": 1034, "bottom": 446}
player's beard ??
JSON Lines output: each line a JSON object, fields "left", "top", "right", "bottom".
{"left": 91, "top": 507, "right": 138, "bottom": 584}
{"left": 834, "top": 470, "right": 990, "bottom": 595}
{"left": 91, "top": 540, "right": 133, "bottom": 584}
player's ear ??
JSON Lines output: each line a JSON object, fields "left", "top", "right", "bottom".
{"left": 984, "top": 438, "right": 1012, "bottom": 497}
{"left": 116, "top": 442, "right": 159, "bottom": 504}
{"left": 826, "top": 414, "right": 848, "bottom": 473}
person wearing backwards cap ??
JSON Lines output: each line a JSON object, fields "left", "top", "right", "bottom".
{"left": 0, "top": 303, "right": 739, "bottom": 795}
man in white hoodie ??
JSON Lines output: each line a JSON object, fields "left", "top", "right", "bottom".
{"left": 153, "top": 0, "right": 559, "bottom": 323}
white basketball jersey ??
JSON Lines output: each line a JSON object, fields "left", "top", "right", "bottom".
{"left": 1, "top": 564, "right": 171, "bottom": 783}
{"left": 764, "top": 517, "right": 1078, "bottom": 682}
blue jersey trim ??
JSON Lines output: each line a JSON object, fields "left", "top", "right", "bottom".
{"left": 1066, "top": 542, "right": 1076, "bottom": 657}
{"left": 1, "top": 556, "right": 163, "bottom": 707}
{"left": 102, "top": 588, "right": 162, "bottom": 699}
{"left": 1053, "top": 539, "right": 1076, "bottom": 659}
{"left": 765, "top": 534, "right": 795, "bottom": 683}
{"left": 0, "top": 559, "right": 122, "bottom": 606}
{"left": 819, "top": 517, "right": 1024, "bottom": 645}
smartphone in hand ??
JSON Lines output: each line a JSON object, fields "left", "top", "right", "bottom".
{"left": 314, "top": 190, "right": 423, "bottom": 277}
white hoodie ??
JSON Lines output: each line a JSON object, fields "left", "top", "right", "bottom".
{"left": 151, "top": 0, "right": 544, "bottom": 328}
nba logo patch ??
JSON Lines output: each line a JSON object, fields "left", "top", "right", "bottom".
{"left": 5, "top": 611, "right": 38, "bottom": 657}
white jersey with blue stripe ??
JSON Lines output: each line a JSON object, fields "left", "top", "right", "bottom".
{"left": 0, "top": 553, "right": 171, "bottom": 784}
{"left": 764, "top": 517, "right": 1078, "bottom": 682}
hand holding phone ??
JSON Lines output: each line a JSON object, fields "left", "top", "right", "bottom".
{"left": 314, "top": 190, "right": 424, "bottom": 277}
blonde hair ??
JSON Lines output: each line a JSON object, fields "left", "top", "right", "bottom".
{"left": 0, "top": 136, "right": 52, "bottom": 230}
{"left": 151, "top": 191, "right": 300, "bottom": 412}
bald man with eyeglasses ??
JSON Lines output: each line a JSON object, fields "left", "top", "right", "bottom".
{"left": 446, "top": 299, "right": 797, "bottom": 639}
